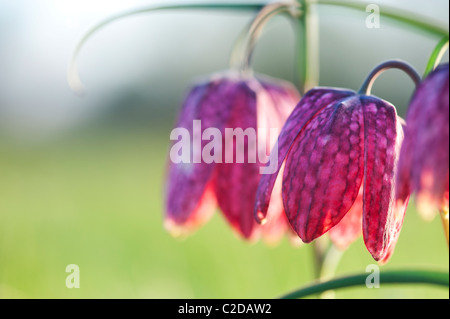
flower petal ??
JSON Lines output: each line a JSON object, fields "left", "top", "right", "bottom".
{"left": 258, "top": 78, "right": 299, "bottom": 243}
{"left": 213, "top": 77, "right": 300, "bottom": 240}
{"left": 260, "top": 76, "right": 300, "bottom": 121}
{"left": 261, "top": 164, "right": 289, "bottom": 244}
{"left": 254, "top": 88, "right": 355, "bottom": 223}
{"left": 378, "top": 196, "right": 410, "bottom": 264}
{"left": 282, "top": 95, "right": 365, "bottom": 242}
{"left": 397, "top": 64, "right": 449, "bottom": 219}
{"left": 165, "top": 79, "right": 236, "bottom": 235}
{"left": 361, "top": 96, "right": 406, "bottom": 261}
{"left": 213, "top": 80, "right": 260, "bottom": 239}
{"left": 329, "top": 185, "right": 363, "bottom": 250}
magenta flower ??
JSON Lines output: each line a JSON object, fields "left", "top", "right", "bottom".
{"left": 255, "top": 87, "right": 407, "bottom": 262}
{"left": 397, "top": 63, "right": 449, "bottom": 219}
{"left": 165, "top": 72, "right": 299, "bottom": 241}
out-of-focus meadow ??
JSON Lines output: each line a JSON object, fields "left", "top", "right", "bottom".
{"left": 0, "top": 0, "right": 448, "bottom": 298}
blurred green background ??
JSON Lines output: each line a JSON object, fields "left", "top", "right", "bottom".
{"left": 0, "top": 0, "right": 448, "bottom": 298}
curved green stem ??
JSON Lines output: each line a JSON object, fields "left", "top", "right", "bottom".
{"left": 280, "top": 270, "right": 449, "bottom": 299}
{"left": 311, "top": 237, "right": 329, "bottom": 280}
{"left": 424, "top": 36, "right": 449, "bottom": 77}
{"left": 317, "top": 243, "right": 344, "bottom": 299}
{"left": 229, "top": 20, "right": 254, "bottom": 71}
{"left": 320, "top": 244, "right": 344, "bottom": 281}
{"left": 68, "top": 2, "right": 267, "bottom": 94}
{"left": 317, "top": 0, "right": 448, "bottom": 38}
{"left": 310, "top": 238, "right": 344, "bottom": 299}
{"left": 69, "top": 1, "right": 450, "bottom": 95}
{"left": 358, "top": 60, "right": 421, "bottom": 96}
{"left": 237, "top": 2, "right": 302, "bottom": 74}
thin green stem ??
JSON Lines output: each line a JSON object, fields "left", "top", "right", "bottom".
{"left": 358, "top": 60, "right": 421, "bottom": 96}
{"left": 238, "top": 2, "right": 302, "bottom": 74}
{"left": 317, "top": 0, "right": 448, "bottom": 38}
{"left": 68, "top": 2, "right": 267, "bottom": 94}
{"left": 311, "top": 237, "right": 329, "bottom": 280}
{"left": 294, "top": 17, "right": 305, "bottom": 93}
{"left": 424, "top": 36, "right": 449, "bottom": 77}
{"left": 317, "top": 244, "right": 344, "bottom": 299}
{"left": 301, "top": 0, "right": 320, "bottom": 93}
{"left": 229, "top": 20, "right": 254, "bottom": 71}
{"left": 310, "top": 237, "right": 344, "bottom": 299}
{"left": 280, "top": 270, "right": 449, "bottom": 299}
{"left": 320, "top": 244, "right": 344, "bottom": 281}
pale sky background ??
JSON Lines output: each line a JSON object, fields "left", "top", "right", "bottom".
{"left": 0, "top": 0, "right": 448, "bottom": 141}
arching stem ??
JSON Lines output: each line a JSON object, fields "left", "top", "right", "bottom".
{"left": 358, "top": 60, "right": 421, "bottom": 96}
{"left": 280, "top": 270, "right": 449, "bottom": 299}
{"left": 317, "top": 0, "right": 448, "bottom": 38}
{"left": 68, "top": 3, "right": 266, "bottom": 94}
{"left": 230, "top": 2, "right": 302, "bottom": 75}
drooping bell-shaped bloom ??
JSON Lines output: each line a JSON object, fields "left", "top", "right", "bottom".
{"left": 255, "top": 88, "right": 407, "bottom": 262}
{"left": 397, "top": 63, "right": 449, "bottom": 220}
{"left": 165, "top": 72, "right": 300, "bottom": 242}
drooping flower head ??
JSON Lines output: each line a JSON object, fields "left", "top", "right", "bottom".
{"left": 255, "top": 61, "right": 419, "bottom": 262}
{"left": 165, "top": 72, "right": 299, "bottom": 242}
{"left": 397, "top": 63, "right": 449, "bottom": 220}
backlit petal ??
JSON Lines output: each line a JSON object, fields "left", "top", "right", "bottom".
{"left": 282, "top": 95, "right": 365, "bottom": 242}
{"left": 329, "top": 185, "right": 363, "bottom": 250}
{"left": 362, "top": 96, "right": 405, "bottom": 261}
{"left": 213, "top": 80, "right": 259, "bottom": 239}
{"left": 165, "top": 79, "right": 236, "bottom": 235}
{"left": 397, "top": 64, "right": 449, "bottom": 219}
{"left": 254, "top": 88, "right": 355, "bottom": 223}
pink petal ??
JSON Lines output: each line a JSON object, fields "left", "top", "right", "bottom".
{"left": 379, "top": 196, "right": 410, "bottom": 264}
{"left": 165, "top": 79, "right": 236, "bottom": 235}
{"left": 213, "top": 79, "right": 261, "bottom": 239}
{"left": 282, "top": 95, "right": 365, "bottom": 242}
{"left": 329, "top": 185, "right": 363, "bottom": 250}
{"left": 254, "top": 88, "right": 355, "bottom": 223}
{"left": 362, "top": 96, "right": 406, "bottom": 261}
{"left": 397, "top": 64, "right": 449, "bottom": 219}
{"left": 260, "top": 164, "right": 289, "bottom": 244}
{"left": 213, "top": 76, "right": 300, "bottom": 240}
{"left": 260, "top": 75, "right": 301, "bottom": 121}
{"left": 258, "top": 78, "right": 299, "bottom": 243}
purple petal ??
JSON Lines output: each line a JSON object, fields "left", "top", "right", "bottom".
{"left": 282, "top": 95, "right": 365, "bottom": 242}
{"left": 260, "top": 75, "right": 301, "bottom": 122}
{"left": 213, "top": 80, "right": 260, "bottom": 239}
{"left": 329, "top": 185, "right": 363, "bottom": 250}
{"left": 165, "top": 78, "right": 236, "bottom": 235}
{"left": 397, "top": 64, "right": 449, "bottom": 218}
{"left": 254, "top": 88, "right": 355, "bottom": 223}
{"left": 361, "top": 96, "right": 406, "bottom": 261}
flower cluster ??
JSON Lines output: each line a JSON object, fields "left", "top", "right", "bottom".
{"left": 64, "top": 0, "right": 448, "bottom": 263}
{"left": 64, "top": 0, "right": 449, "bottom": 299}
{"left": 165, "top": 61, "right": 449, "bottom": 262}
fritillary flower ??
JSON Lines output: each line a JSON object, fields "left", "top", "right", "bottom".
{"left": 165, "top": 72, "right": 299, "bottom": 242}
{"left": 255, "top": 61, "right": 421, "bottom": 262}
{"left": 397, "top": 63, "right": 449, "bottom": 226}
